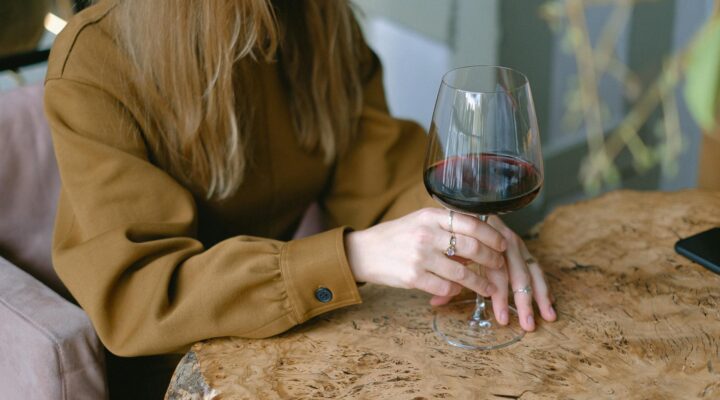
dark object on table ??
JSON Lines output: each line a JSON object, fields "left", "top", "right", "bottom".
{"left": 675, "top": 227, "right": 720, "bottom": 275}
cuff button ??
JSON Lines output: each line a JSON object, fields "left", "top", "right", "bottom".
{"left": 315, "top": 287, "right": 333, "bottom": 303}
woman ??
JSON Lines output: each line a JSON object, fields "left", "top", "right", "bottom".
{"left": 45, "top": 0, "right": 556, "bottom": 396}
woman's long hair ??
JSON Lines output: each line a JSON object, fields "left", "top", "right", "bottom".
{"left": 112, "top": 0, "right": 365, "bottom": 199}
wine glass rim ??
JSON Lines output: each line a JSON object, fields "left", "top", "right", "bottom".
{"left": 441, "top": 65, "right": 530, "bottom": 94}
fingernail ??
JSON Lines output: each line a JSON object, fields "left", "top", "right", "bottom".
{"left": 527, "top": 315, "right": 535, "bottom": 328}
{"left": 500, "top": 310, "right": 508, "bottom": 324}
{"left": 549, "top": 306, "right": 556, "bottom": 319}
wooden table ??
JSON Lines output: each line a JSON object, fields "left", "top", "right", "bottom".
{"left": 166, "top": 190, "right": 720, "bottom": 399}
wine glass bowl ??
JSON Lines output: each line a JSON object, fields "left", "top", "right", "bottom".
{"left": 423, "top": 65, "right": 543, "bottom": 350}
{"left": 423, "top": 153, "right": 542, "bottom": 215}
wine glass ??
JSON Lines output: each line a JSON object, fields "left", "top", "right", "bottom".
{"left": 423, "top": 65, "right": 543, "bottom": 350}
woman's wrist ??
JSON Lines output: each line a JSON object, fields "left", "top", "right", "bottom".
{"left": 345, "top": 230, "right": 370, "bottom": 284}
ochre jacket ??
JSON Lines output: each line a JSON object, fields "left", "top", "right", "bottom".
{"left": 45, "top": 2, "right": 432, "bottom": 357}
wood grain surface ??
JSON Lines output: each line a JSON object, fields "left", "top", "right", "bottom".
{"left": 166, "top": 190, "right": 720, "bottom": 399}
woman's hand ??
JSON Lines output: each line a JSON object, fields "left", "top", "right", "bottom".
{"left": 345, "top": 209, "right": 556, "bottom": 332}
{"left": 346, "top": 208, "right": 507, "bottom": 300}
{"left": 431, "top": 215, "right": 556, "bottom": 331}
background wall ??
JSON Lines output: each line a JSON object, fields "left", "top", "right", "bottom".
{"left": 2, "top": 0, "right": 713, "bottom": 233}
{"left": 353, "top": 0, "right": 714, "bottom": 232}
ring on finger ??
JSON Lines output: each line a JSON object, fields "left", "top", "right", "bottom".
{"left": 445, "top": 234, "right": 457, "bottom": 257}
{"left": 448, "top": 210, "right": 455, "bottom": 234}
{"left": 513, "top": 285, "right": 533, "bottom": 295}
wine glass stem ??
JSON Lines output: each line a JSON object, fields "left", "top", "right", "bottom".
{"left": 471, "top": 294, "right": 486, "bottom": 318}
{"left": 469, "top": 214, "right": 492, "bottom": 329}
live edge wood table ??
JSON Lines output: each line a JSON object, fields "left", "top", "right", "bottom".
{"left": 166, "top": 190, "right": 720, "bottom": 399}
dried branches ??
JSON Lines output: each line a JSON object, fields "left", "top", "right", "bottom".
{"left": 540, "top": 0, "right": 694, "bottom": 192}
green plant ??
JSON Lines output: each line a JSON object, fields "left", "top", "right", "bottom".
{"left": 685, "top": 6, "right": 720, "bottom": 132}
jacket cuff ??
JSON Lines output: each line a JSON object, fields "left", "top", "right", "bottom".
{"left": 280, "top": 227, "right": 362, "bottom": 323}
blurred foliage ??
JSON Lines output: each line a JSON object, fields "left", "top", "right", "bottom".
{"left": 685, "top": 17, "right": 720, "bottom": 131}
{"left": 540, "top": 0, "right": 715, "bottom": 193}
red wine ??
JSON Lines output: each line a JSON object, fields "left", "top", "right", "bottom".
{"left": 424, "top": 153, "right": 542, "bottom": 215}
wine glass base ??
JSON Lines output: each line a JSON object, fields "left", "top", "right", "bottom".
{"left": 432, "top": 299, "right": 525, "bottom": 350}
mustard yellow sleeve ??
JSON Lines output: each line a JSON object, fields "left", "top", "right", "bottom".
{"left": 45, "top": 77, "right": 360, "bottom": 357}
{"left": 322, "top": 53, "right": 438, "bottom": 229}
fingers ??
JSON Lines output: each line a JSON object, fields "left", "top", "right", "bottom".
{"left": 437, "top": 233, "right": 505, "bottom": 269}
{"left": 413, "top": 271, "right": 463, "bottom": 298}
{"left": 505, "top": 236, "right": 536, "bottom": 331}
{"left": 425, "top": 256, "right": 497, "bottom": 297}
{"left": 486, "top": 262, "right": 510, "bottom": 325}
{"left": 519, "top": 241, "right": 556, "bottom": 322}
{"left": 523, "top": 260, "right": 557, "bottom": 321}
{"left": 430, "top": 294, "right": 454, "bottom": 306}
{"left": 528, "top": 261, "right": 557, "bottom": 321}
{"left": 435, "top": 209, "right": 506, "bottom": 252}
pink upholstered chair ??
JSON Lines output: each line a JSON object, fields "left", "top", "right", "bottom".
{"left": 0, "top": 84, "right": 108, "bottom": 399}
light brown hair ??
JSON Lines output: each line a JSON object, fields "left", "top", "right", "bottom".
{"left": 112, "top": 0, "right": 365, "bottom": 199}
